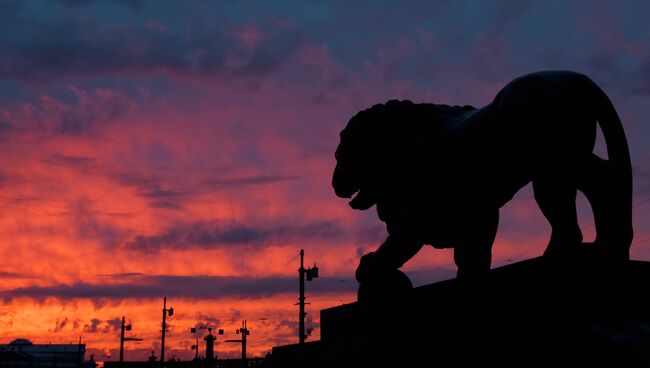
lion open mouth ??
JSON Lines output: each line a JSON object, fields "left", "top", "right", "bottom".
{"left": 348, "top": 189, "right": 376, "bottom": 210}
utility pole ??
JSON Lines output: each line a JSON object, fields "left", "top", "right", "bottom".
{"left": 298, "top": 250, "right": 306, "bottom": 345}
{"left": 296, "top": 249, "right": 319, "bottom": 344}
{"left": 192, "top": 338, "right": 199, "bottom": 360}
{"left": 225, "top": 320, "right": 250, "bottom": 368}
{"left": 160, "top": 297, "right": 174, "bottom": 368}
{"left": 241, "top": 320, "right": 247, "bottom": 362}
{"left": 120, "top": 317, "right": 126, "bottom": 365}
{"left": 120, "top": 316, "right": 142, "bottom": 367}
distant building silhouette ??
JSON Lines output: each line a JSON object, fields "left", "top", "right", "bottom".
{"left": 103, "top": 357, "right": 267, "bottom": 368}
{"left": 0, "top": 338, "right": 90, "bottom": 368}
{"left": 203, "top": 334, "right": 215, "bottom": 362}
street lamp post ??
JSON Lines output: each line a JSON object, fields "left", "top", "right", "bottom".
{"left": 297, "top": 249, "right": 319, "bottom": 344}
{"left": 119, "top": 316, "right": 143, "bottom": 368}
{"left": 191, "top": 337, "right": 199, "bottom": 361}
{"left": 120, "top": 317, "right": 128, "bottom": 365}
{"left": 225, "top": 320, "right": 250, "bottom": 368}
{"left": 160, "top": 297, "right": 174, "bottom": 368}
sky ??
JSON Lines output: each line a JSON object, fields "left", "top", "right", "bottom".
{"left": 1, "top": 0, "right": 650, "bottom": 361}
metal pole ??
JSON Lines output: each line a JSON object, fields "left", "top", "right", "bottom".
{"left": 195, "top": 338, "right": 199, "bottom": 360}
{"left": 299, "top": 249, "right": 306, "bottom": 345}
{"left": 242, "top": 321, "right": 247, "bottom": 361}
{"left": 242, "top": 320, "right": 247, "bottom": 368}
{"left": 161, "top": 297, "right": 166, "bottom": 368}
{"left": 120, "top": 316, "right": 125, "bottom": 366}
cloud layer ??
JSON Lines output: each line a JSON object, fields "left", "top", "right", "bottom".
{"left": 0, "top": 274, "right": 356, "bottom": 300}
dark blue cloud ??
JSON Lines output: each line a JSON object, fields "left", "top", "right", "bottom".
{"left": 82, "top": 317, "right": 122, "bottom": 333}
{"left": 122, "top": 220, "right": 343, "bottom": 251}
{"left": 37, "top": 153, "right": 301, "bottom": 214}
{"left": 42, "top": 154, "right": 100, "bottom": 174}
{"left": 107, "top": 170, "right": 296, "bottom": 210}
{"left": 0, "top": 1, "right": 304, "bottom": 81}
{"left": 0, "top": 274, "right": 356, "bottom": 301}
{"left": 0, "top": 271, "right": 34, "bottom": 279}
{"left": 205, "top": 175, "right": 296, "bottom": 187}
{"left": 0, "top": 86, "right": 136, "bottom": 139}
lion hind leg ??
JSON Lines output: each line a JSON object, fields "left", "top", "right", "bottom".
{"left": 533, "top": 177, "right": 583, "bottom": 258}
{"left": 577, "top": 153, "right": 632, "bottom": 260}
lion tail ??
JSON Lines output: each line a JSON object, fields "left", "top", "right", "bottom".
{"left": 594, "top": 87, "right": 632, "bottom": 181}
{"left": 589, "top": 81, "right": 634, "bottom": 252}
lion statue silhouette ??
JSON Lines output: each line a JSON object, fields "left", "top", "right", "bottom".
{"left": 333, "top": 71, "right": 633, "bottom": 299}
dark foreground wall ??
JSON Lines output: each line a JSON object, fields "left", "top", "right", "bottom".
{"left": 271, "top": 256, "right": 650, "bottom": 367}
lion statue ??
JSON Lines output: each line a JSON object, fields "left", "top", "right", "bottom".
{"left": 333, "top": 71, "right": 633, "bottom": 292}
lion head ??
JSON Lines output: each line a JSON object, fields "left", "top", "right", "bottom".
{"left": 333, "top": 100, "right": 409, "bottom": 210}
{"left": 332, "top": 100, "right": 475, "bottom": 211}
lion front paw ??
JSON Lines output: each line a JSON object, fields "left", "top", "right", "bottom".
{"left": 356, "top": 252, "right": 413, "bottom": 304}
{"left": 355, "top": 252, "right": 381, "bottom": 284}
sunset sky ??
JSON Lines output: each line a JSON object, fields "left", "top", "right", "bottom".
{"left": 1, "top": 0, "right": 650, "bottom": 361}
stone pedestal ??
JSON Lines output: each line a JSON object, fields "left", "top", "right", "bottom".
{"left": 271, "top": 257, "right": 650, "bottom": 367}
